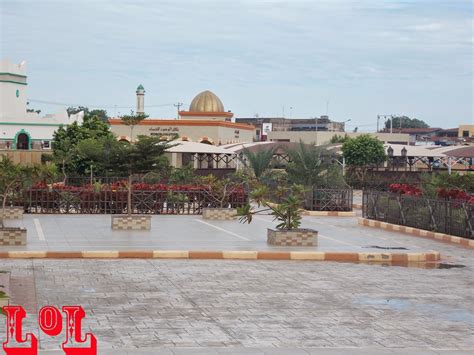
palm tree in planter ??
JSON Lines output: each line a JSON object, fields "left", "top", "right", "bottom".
{"left": 237, "top": 184, "right": 318, "bottom": 246}
{"left": 109, "top": 135, "right": 172, "bottom": 230}
{"left": 0, "top": 157, "right": 34, "bottom": 245}
{"left": 201, "top": 175, "right": 247, "bottom": 220}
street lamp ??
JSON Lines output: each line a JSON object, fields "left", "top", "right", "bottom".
{"left": 387, "top": 146, "right": 394, "bottom": 171}
{"left": 401, "top": 147, "right": 407, "bottom": 171}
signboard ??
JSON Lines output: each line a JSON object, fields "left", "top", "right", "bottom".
{"left": 261, "top": 123, "right": 272, "bottom": 136}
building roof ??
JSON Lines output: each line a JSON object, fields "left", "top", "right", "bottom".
{"left": 189, "top": 90, "right": 225, "bottom": 113}
{"left": 389, "top": 128, "right": 443, "bottom": 134}
{"left": 166, "top": 140, "right": 232, "bottom": 154}
{"left": 384, "top": 144, "right": 447, "bottom": 157}
{"left": 221, "top": 141, "right": 315, "bottom": 154}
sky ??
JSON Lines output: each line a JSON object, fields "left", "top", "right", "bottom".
{"left": 0, "top": 0, "right": 472, "bottom": 130}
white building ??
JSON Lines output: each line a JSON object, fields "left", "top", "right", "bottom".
{"left": 0, "top": 59, "right": 83, "bottom": 150}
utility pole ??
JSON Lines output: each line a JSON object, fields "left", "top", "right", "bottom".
{"left": 377, "top": 114, "right": 395, "bottom": 133}
{"left": 174, "top": 102, "right": 183, "bottom": 120}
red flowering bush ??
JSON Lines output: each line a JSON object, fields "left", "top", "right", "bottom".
{"left": 389, "top": 183, "right": 422, "bottom": 197}
{"left": 437, "top": 188, "right": 474, "bottom": 203}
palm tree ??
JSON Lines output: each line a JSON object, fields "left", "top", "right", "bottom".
{"left": 242, "top": 147, "right": 275, "bottom": 181}
{"left": 285, "top": 141, "right": 343, "bottom": 188}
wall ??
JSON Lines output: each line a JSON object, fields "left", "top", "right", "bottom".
{"left": 0, "top": 149, "right": 50, "bottom": 165}
{"left": 109, "top": 120, "right": 255, "bottom": 145}
{"left": 267, "top": 131, "right": 410, "bottom": 145}
{"left": 458, "top": 125, "right": 474, "bottom": 138}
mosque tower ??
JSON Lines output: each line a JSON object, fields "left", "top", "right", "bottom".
{"left": 136, "top": 84, "right": 145, "bottom": 114}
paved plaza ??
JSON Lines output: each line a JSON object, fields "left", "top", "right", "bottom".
{"left": 0, "top": 255, "right": 473, "bottom": 354}
{"left": 0, "top": 211, "right": 472, "bottom": 354}
{"left": 2, "top": 212, "right": 458, "bottom": 254}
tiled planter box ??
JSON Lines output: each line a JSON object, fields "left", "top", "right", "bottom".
{"left": 0, "top": 207, "right": 24, "bottom": 219}
{"left": 202, "top": 208, "right": 237, "bottom": 220}
{"left": 111, "top": 215, "right": 151, "bottom": 230}
{"left": 0, "top": 227, "right": 27, "bottom": 246}
{"left": 267, "top": 228, "right": 318, "bottom": 247}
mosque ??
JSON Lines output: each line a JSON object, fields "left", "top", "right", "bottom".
{"left": 0, "top": 57, "right": 255, "bottom": 160}
{"left": 0, "top": 59, "right": 84, "bottom": 150}
{"left": 108, "top": 87, "right": 255, "bottom": 145}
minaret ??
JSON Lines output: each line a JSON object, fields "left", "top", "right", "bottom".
{"left": 136, "top": 84, "right": 145, "bottom": 114}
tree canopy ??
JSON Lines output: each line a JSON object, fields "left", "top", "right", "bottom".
{"left": 342, "top": 135, "right": 386, "bottom": 167}
{"left": 67, "top": 106, "right": 109, "bottom": 122}
{"left": 285, "top": 142, "right": 344, "bottom": 188}
{"left": 385, "top": 116, "right": 429, "bottom": 129}
{"left": 76, "top": 135, "right": 171, "bottom": 177}
{"left": 242, "top": 147, "right": 275, "bottom": 180}
{"left": 52, "top": 114, "right": 114, "bottom": 177}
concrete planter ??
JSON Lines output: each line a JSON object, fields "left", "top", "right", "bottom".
{"left": 0, "top": 206, "right": 24, "bottom": 220}
{"left": 111, "top": 215, "right": 151, "bottom": 230}
{"left": 0, "top": 227, "right": 27, "bottom": 246}
{"left": 267, "top": 228, "right": 318, "bottom": 247}
{"left": 202, "top": 208, "right": 237, "bottom": 220}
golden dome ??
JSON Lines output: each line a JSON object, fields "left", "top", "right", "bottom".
{"left": 189, "top": 90, "right": 225, "bottom": 112}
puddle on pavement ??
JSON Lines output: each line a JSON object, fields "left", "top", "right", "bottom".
{"left": 355, "top": 261, "right": 466, "bottom": 269}
{"left": 363, "top": 245, "right": 408, "bottom": 250}
{"left": 353, "top": 297, "right": 474, "bottom": 325}
{"left": 434, "top": 263, "right": 466, "bottom": 269}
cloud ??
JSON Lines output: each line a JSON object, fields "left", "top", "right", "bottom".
{"left": 410, "top": 22, "right": 444, "bottom": 31}
{"left": 0, "top": 0, "right": 472, "bottom": 127}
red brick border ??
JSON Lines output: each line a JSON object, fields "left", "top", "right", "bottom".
{"left": 0, "top": 250, "right": 441, "bottom": 265}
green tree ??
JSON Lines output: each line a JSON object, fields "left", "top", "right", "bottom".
{"left": 329, "top": 134, "right": 349, "bottom": 144}
{"left": 342, "top": 135, "right": 386, "bottom": 182}
{"left": 76, "top": 136, "right": 117, "bottom": 182}
{"left": 237, "top": 184, "right": 305, "bottom": 230}
{"left": 67, "top": 106, "right": 109, "bottom": 122}
{"left": 286, "top": 142, "right": 343, "bottom": 188}
{"left": 385, "top": 116, "right": 429, "bottom": 129}
{"left": 109, "top": 135, "right": 172, "bottom": 215}
{"left": 242, "top": 147, "right": 275, "bottom": 181}
{"left": 52, "top": 114, "right": 114, "bottom": 177}
{"left": 0, "top": 157, "right": 34, "bottom": 228}
{"left": 120, "top": 111, "right": 149, "bottom": 142}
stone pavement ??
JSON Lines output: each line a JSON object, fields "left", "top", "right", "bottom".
{"left": 1, "top": 213, "right": 458, "bottom": 256}
{"left": 0, "top": 255, "right": 472, "bottom": 353}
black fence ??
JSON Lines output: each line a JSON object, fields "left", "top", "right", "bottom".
{"left": 346, "top": 171, "right": 436, "bottom": 190}
{"left": 24, "top": 188, "right": 248, "bottom": 215}
{"left": 305, "top": 188, "right": 353, "bottom": 211}
{"left": 363, "top": 190, "right": 473, "bottom": 239}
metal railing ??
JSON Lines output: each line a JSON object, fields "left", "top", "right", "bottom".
{"left": 363, "top": 190, "right": 473, "bottom": 239}
{"left": 24, "top": 188, "right": 248, "bottom": 215}
{"left": 305, "top": 188, "right": 353, "bottom": 211}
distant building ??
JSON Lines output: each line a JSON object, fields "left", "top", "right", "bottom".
{"left": 109, "top": 90, "right": 254, "bottom": 145}
{"left": 235, "top": 116, "right": 346, "bottom": 141}
{"left": 0, "top": 59, "right": 83, "bottom": 150}
{"left": 458, "top": 125, "right": 474, "bottom": 142}
{"left": 267, "top": 131, "right": 410, "bottom": 146}
{"left": 387, "top": 126, "right": 471, "bottom": 146}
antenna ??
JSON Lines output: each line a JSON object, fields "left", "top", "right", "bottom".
{"left": 326, "top": 99, "right": 329, "bottom": 116}
{"left": 174, "top": 102, "right": 183, "bottom": 120}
